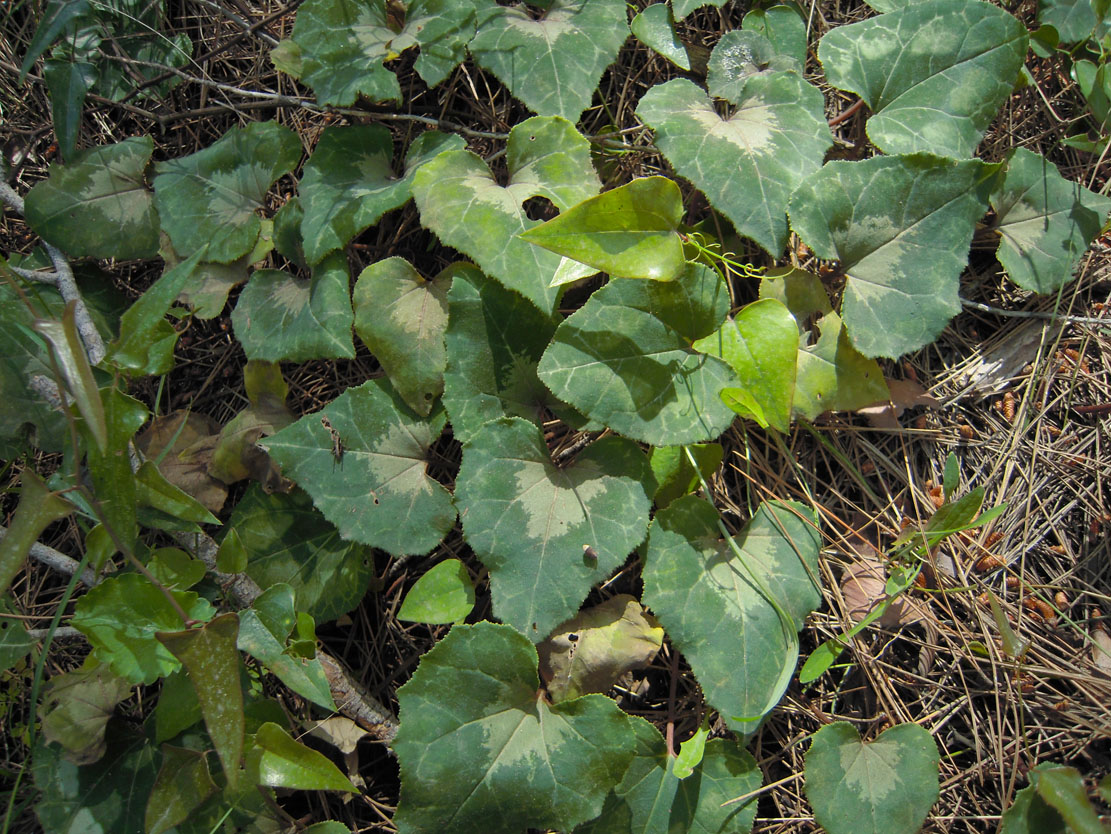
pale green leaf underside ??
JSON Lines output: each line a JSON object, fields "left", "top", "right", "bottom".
{"left": 263, "top": 378, "right": 456, "bottom": 557}
{"left": 25, "top": 136, "right": 159, "bottom": 260}
{"left": 412, "top": 116, "right": 600, "bottom": 314}
{"left": 300, "top": 126, "right": 465, "bottom": 265}
{"left": 153, "top": 121, "right": 301, "bottom": 263}
{"left": 442, "top": 265, "right": 562, "bottom": 443}
{"left": 393, "top": 622, "right": 635, "bottom": 834}
{"left": 804, "top": 722, "right": 940, "bottom": 834}
{"left": 818, "top": 0, "right": 1028, "bottom": 157}
{"left": 637, "top": 73, "right": 832, "bottom": 255}
{"left": 470, "top": 0, "right": 628, "bottom": 121}
{"left": 232, "top": 253, "right": 355, "bottom": 362}
{"left": 788, "top": 154, "right": 997, "bottom": 359}
{"left": 230, "top": 486, "right": 374, "bottom": 622}
{"left": 991, "top": 147, "right": 1111, "bottom": 294}
{"left": 456, "top": 417, "right": 654, "bottom": 642}
{"left": 642, "top": 498, "right": 821, "bottom": 731}
{"left": 353, "top": 257, "right": 450, "bottom": 416}
{"left": 538, "top": 263, "right": 739, "bottom": 446}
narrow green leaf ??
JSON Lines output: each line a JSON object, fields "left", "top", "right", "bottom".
{"left": 788, "top": 154, "right": 998, "bottom": 358}
{"left": 145, "top": 745, "right": 218, "bottom": 834}
{"left": 942, "top": 453, "right": 960, "bottom": 501}
{"left": 136, "top": 461, "right": 221, "bottom": 525}
{"left": 247, "top": 722, "right": 357, "bottom": 792}
{"left": 32, "top": 301, "right": 106, "bottom": 450}
{"left": 520, "top": 177, "right": 686, "bottom": 280}
{"left": 43, "top": 60, "right": 94, "bottom": 160}
{"left": 353, "top": 257, "right": 450, "bottom": 416}
{"left": 991, "top": 147, "right": 1111, "bottom": 294}
{"left": 456, "top": 417, "right": 654, "bottom": 641}
{"left": 672, "top": 720, "right": 709, "bottom": 779}
{"left": 804, "top": 722, "right": 940, "bottom": 834}
{"left": 21, "top": 0, "right": 92, "bottom": 78}
{"left": 397, "top": 559, "right": 475, "bottom": 624}
{"left": 470, "top": 0, "right": 628, "bottom": 121}
{"left": 153, "top": 121, "right": 301, "bottom": 263}
{"left": 393, "top": 622, "right": 636, "bottom": 833}
{"left": 263, "top": 379, "right": 455, "bottom": 556}
{"left": 232, "top": 252, "right": 355, "bottom": 362}
{"left": 0, "top": 471, "right": 73, "bottom": 598}
{"left": 84, "top": 386, "right": 147, "bottom": 555}
{"left": 631, "top": 4, "right": 691, "bottom": 70}
{"left": 818, "top": 0, "right": 1028, "bottom": 157}
{"left": 1031, "top": 763, "right": 1107, "bottom": 834}
{"left": 157, "top": 614, "right": 245, "bottom": 791}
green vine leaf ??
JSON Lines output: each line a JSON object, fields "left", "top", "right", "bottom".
{"left": 285, "top": 0, "right": 475, "bottom": 106}
{"left": 412, "top": 116, "right": 601, "bottom": 314}
{"left": 793, "top": 312, "right": 890, "bottom": 419}
{"left": 262, "top": 378, "right": 456, "bottom": 557}
{"left": 577, "top": 717, "right": 761, "bottom": 833}
{"left": 24, "top": 136, "right": 159, "bottom": 260}
{"left": 991, "top": 147, "right": 1111, "bottom": 294}
{"left": 538, "top": 263, "right": 739, "bottom": 446}
{"left": 456, "top": 417, "right": 654, "bottom": 642}
{"left": 637, "top": 72, "right": 832, "bottom": 255}
{"left": 519, "top": 176, "right": 686, "bottom": 280}
{"left": 642, "top": 498, "right": 821, "bottom": 730}
{"left": 788, "top": 154, "right": 999, "bottom": 359}
{"left": 247, "top": 722, "right": 357, "bottom": 793}
{"left": 353, "top": 257, "right": 450, "bottom": 417}
{"left": 392, "top": 622, "right": 637, "bottom": 833}
{"left": 817, "top": 0, "right": 1028, "bottom": 157}
{"left": 229, "top": 486, "right": 374, "bottom": 622}
{"left": 71, "top": 573, "right": 216, "bottom": 685}
{"left": 649, "top": 443, "right": 723, "bottom": 509}
{"left": 470, "top": 0, "right": 628, "bottom": 121}
{"left": 804, "top": 722, "right": 940, "bottom": 834}
{"left": 300, "top": 127, "right": 465, "bottom": 265}
{"left": 231, "top": 252, "right": 355, "bottom": 362}
{"left": 153, "top": 121, "right": 301, "bottom": 263}
{"left": 397, "top": 558, "right": 476, "bottom": 624}
{"left": 442, "top": 265, "right": 563, "bottom": 443}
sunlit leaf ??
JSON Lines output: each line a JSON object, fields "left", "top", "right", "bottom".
{"left": 793, "top": 313, "right": 889, "bottom": 419}
{"left": 630, "top": 4, "right": 690, "bottom": 70}
{"left": 247, "top": 722, "right": 357, "bottom": 792}
{"left": 397, "top": 559, "right": 476, "bottom": 624}
{"left": 649, "top": 443, "right": 723, "bottom": 509}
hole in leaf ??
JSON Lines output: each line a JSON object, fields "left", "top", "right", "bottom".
{"left": 523, "top": 196, "right": 557, "bottom": 222}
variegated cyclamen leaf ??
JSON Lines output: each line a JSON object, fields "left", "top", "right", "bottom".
{"left": 412, "top": 116, "right": 600, "bottom": 314}
{"left": 642, "top": 498, "right": 821, "bottom": 731}
{"left": 991, "top": 147, "right": 1111, "bottom": 294}
{"left": 804, "top": 722, "right": 940, "bottom": 834}
{"left": 741, "top": 4, "right": 807, "bottom": 69}
{"left": 300, "top": 126, "right": 465, "bottom": 265}
{"left": 788, "top": 154, "right": 998, "bottom": 359}
{"left": 287, "top": 0, "right": 475, "bottom": 105}
{"left": 262, "top": 378, "right": 456, "bottom": 557}
{"left": 153, "top": 121, "right": 301, "bottom": 263}
{"left": 442, "top": 265, "right": 564, "bottom": 443}
{"left": 577, "top": 717, "right": 761, "bottom": 834}
{"left": 393, "top": 622, "right": 636, "bottom": 834}
{"left": 24, "top": 136, "right": 159, "bottom": 260}
{"left": 537, "top": 263, "right": 739, "bottom": 446}
{"left": 353, "top": 257, "right": 450, "bottom": 416}
{"left": 456, "top": 417, "right": 654, "bottom": 642}
{"left": 637, "top": 73, "right": 832, "bottom": 255}
{"left": 470, "top": 0, "right": 628, "bottom": 122}
{"left": 231, "top": 252, "right": 355, "bottom": 362}
{"left": 818, "top": 0, "right": 1028, "bottom": 158}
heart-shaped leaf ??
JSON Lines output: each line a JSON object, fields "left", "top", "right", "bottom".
{"left": 706, "top": 30, "right": 799, "bottom": 103}
{"left": 145, "top": 745, "right": 218, "bottom": 834}
{"left": 392, "top": 622, "right": 636, "bottom": 834}
{"left": 788, "top": 154, "right": 998, "bottom": 358}
{"left": 638, "top": 72, "right": 832, "bottom": 255}
{"left": 397, "top": 558, "right": 476, "bottom": 624}
{"left": 642, "top": 498, "right": 821, "bottom": 730}
{"left": 804, "top": 721, "right": 940, "bottom": 834}
{"left": 153, "top": 121, "right": 301, "bottom": 263}
{"left": 263, "top": 378, "right": 456, "bottom": 557}
{"left": 231, "top": 252, "right": 355, "bottom": 362}
{"left": 456, "top": 417, "right": 654, "bottom": 641}
{"left": 412, "top": 116, "right": 601, "bottom": 314}
{"left": 40, "top": 663, "right": 132, "bottom": 765}
{"left": 229, "top": 486, "right": 374, "bottom": 622}
{"left": 24, "top": 136, "right": 159, "bottom": 260}
{"left": 538, "top": 263, "right": 739, "bottom": 445}
{"left": 300, "top": 127, "right": 465, "bottom": 265}
{"left": 991, "top": 147, "right": 1111, "bottom": 293}
{"left": 353, "top": 257, "right": 450, "bottom": 416}
{"left": 470, "top": 0, "right": 628, "bottom": 122}
{"left": 520, "top": 177, "right": 686, "bottom": 280}
{"left": 818, "top": 0, "right": 1028, "bottom": 157}
{"left": 442, "top": 265, "right": 563, "bottom": 443}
